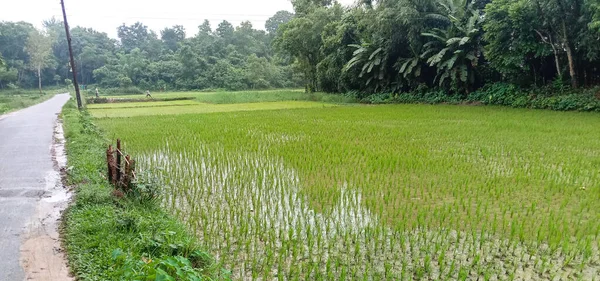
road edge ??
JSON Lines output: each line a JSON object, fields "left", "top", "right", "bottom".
{"left": 19, "top": 112, "right": 74, "bottom": 280}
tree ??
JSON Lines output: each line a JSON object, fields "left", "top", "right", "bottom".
{"left": 421, "top": 0, "right": 485, "bottom": 93}
{"left": 25, "top": 29, "right": 53, "bottom": 94}
{"left": 266, "top": 11, "right": 295, "bottom": 34}
{"left": 0, "top": 67, "right": 18, "bottom": 88}
{"left": 291, "top": 0, "right": 333, "bottom": 15}
{"left": 54, "top": 27, "right": 116, "bottom": 85}
{"left": 244, "top": 54, "right": 276, "bottom": 89}
{"left": 198, "top": 20, "right": 212, "bottom": 35}
{"left": 484, "top": 0, "right": 555, "bottom": 85}
{"left": 117, "top": 22, "right": 161, "bottom": 56}
{"left": 216, "top": 21, "right": 234, "bottom": 39}
{"left": 530, "top": 0, "right": 585, "bottom": 88}
{"left": 591, "top": 1, "right": 600, "bottom": 31}
{"left": 161, "top": 25, "right": 186, "bottom": 51}
{"left": 275, "top": 6, "right": 341, "bottom": 92}
{"left": 0, "top": 22, "right": 36, "bottom": 87}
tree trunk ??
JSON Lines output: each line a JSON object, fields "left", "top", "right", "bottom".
{"left": 37, "top": 66, "right": 42, "bottom": 95}
{"left": 534, "top": 29, "right": 561, "bottom": 78}
{"left": 551, "top": 45, "right": 561, "bottom": 78}
{"left": 563, "top": 36, "right": 578, "bottom": 88}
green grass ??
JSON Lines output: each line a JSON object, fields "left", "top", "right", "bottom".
{"left": 87, "top": 99, "right": 201, "bottom": 109}
{"left": 61, "top": 102, "right": 226, "bottom": 280}
{"left": 99, "top": 89, "right": 355, "bottom": 104}
{"left": 95, "top": 103, "right": 600, "bottom": 280}
{"left": 89, "top": 101, "right": 337, "bottom": 118}
{"left": 0, "top": 88, "right": 62, "bottom": 114}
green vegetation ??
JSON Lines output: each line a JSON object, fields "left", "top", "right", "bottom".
{"left": 3, "top": 1, "right": 600, "bottom": 110}
{"left": 92, "top": 89, "right": 354, "bottom": 104}
{"left": 0, "top": 88, "right": 58, "bottom": 114}
{"left": 87, "top": 100, "right": 201, "bottom": 109}
{"left": 359, "top": 83, "right": 600, "bottom": 112}
{"left": 61, "top": 101, "right": 227, "bottom": 280}
{"left": 86, "top": 90, "right": 352, "bottom": 118}
{"left": 96, "top": 100, "right": 600, "bottom": 280}
{"left": 0, "top": 18, "right": 299, "bottom": 92}
{"left": 276, "top": 0, "right": 600, "bottom": 95}
{"left": 89, "top": 101, "right": 336, "bottom": 118}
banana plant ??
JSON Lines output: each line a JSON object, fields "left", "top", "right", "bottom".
{"left": 421, "top": 0, "right": 484, "bottom": 93}
{"left": 344, "top": 41, "right": 389, "bottom": 92}
{"left": 395, "top": 47, "right": 423, "bottom": 81}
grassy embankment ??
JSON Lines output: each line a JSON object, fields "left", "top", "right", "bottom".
{"left": 61, "top": 99, "right": 227, "bottom": 280}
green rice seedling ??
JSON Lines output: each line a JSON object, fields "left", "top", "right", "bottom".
{"left": 97, "top": 102, "right": 600, "bottom": 280}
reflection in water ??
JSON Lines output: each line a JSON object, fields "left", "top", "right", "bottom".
{"left": 140, "top": 144, "right": 598, "bottom": 280}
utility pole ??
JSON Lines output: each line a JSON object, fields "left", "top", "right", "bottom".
{"left": 60, "top": 0, "right": 83, "bottom": 109}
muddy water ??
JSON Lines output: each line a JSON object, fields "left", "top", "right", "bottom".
{"left": 19, "top": 119, "right": 73, "bottom": 281}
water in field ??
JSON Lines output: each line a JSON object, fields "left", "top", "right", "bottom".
{"left": 140, "top": 143, "right": 599, "bottom": 281}
{"left": 97, "top": 104, "right": 600, "bottom": 280}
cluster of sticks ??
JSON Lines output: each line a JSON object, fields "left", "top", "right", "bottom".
{"left": 106, "top": 139, "right": 136, "bottom": 192}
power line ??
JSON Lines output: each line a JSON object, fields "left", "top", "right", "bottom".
{"left": 50, "top": 14, "right": 274, "bottom": 21}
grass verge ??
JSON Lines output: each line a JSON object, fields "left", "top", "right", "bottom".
{"left": 0, "top": 88, "right": 64, "bottom": 114}
{"left": 61, "top": 100, "right": 227, "bottom": 280}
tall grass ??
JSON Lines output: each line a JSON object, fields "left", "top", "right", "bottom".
{"left": 97, "top": 104, "right": 600, "bottom": 280}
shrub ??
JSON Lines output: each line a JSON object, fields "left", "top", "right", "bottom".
{"left": 361, "top": 83, "right": 600, "bottom": 112}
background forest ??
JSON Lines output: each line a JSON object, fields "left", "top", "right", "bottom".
{"left": 2, "top": 0, "right": 600, "bottom": 102}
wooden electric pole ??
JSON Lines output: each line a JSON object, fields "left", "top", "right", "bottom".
{"left": 60, "top": 0, "right": 83, "bottom": 109}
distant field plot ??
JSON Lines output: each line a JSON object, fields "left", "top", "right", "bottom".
{"left": 98, "top": 89, "right": 354, "bottom": 104}
{"left": 89, "top": 100, "right": 336, "bottom": 118}
{"left": 96, "top": 103, "right": 600, "bottom": 280}
{"left": 87, "top": 99, "right": 200, "bottom": 109}
{"left": 99, "top": 89, "right": 301, "bottom": 100}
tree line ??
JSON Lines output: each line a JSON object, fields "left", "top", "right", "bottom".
{"left": 1, "top": 0, "right": 600, "bottom": 95}
{"left": 0, "top": 11, "right": 296, "bottom": 92}
{"left": 275, "top": 0, "right": 600, "bottom": 95}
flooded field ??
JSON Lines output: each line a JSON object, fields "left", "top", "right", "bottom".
{"left": 97, "top": 103, "right": 600, "bottom": 280}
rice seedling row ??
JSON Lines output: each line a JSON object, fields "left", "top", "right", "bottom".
{"left": 89, "top": 101, "right": 336, "bottom": 118}
{"left": 97, "top": 104, "right": 600, "bottom": 280}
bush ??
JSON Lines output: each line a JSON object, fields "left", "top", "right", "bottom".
{"left": 468, "top": 84, "right": 600, "bottom": 112}
{"left": 356, "top": 83, "right": 600, "bottom": 112}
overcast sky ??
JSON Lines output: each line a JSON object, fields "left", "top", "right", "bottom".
{"left": 2, "top": 0, "right": 355, "bottom": 39}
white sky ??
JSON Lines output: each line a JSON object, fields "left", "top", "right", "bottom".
{"left": 2, "top": 0, "right": 355, "bottom": 39}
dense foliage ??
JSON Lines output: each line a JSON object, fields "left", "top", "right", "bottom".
{"left": 275, "top": 0, "right": 600, "bottom": 95}
{"left": 2, "top": 0, "right": 600, "bottom": 99}
{"left": 0, "top": 16, "right": 300, "bottom": 91}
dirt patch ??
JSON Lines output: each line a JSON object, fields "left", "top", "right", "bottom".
{"left": 19, "top": 117, "right": 73, "bottom": 281}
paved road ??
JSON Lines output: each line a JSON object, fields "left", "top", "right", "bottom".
{"left": 0, "top": 94, "right": 70, "bottom": 281}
